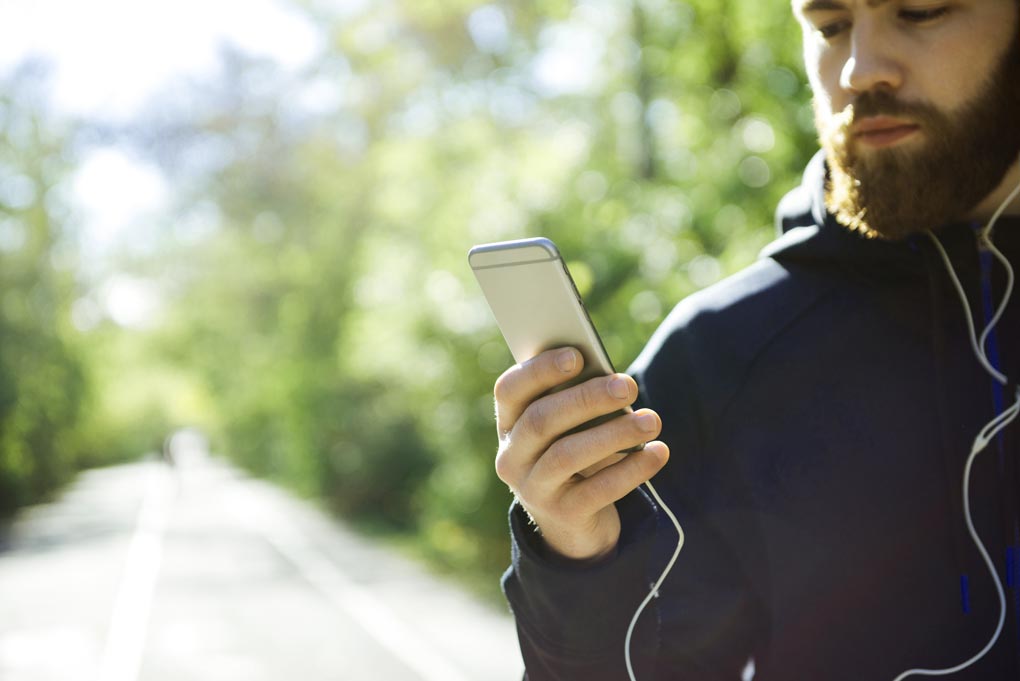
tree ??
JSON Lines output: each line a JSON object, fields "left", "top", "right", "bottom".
{"left": 11, "top": 0, "right": 818, "bottom": 595}
{"left": 0, "top": 61, "right": 90, "bottom": 515}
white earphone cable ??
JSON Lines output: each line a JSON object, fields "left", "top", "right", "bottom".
{"left": 625, "top": 479, "right": 684, "bottom": 681}
{"left": 927, "top": 233, "right": 1010, "bottom": 385}
{"left": 894, "top": 172, "right": 1020, "bottom": 680}
{"left": 977, "top": 237, "right": 1015, "bottom": 369}
{"left": 891, "top": 388, "right": 1019, "bottom": 681}
{"left": 975, "top": 175, "right": 1020, "bottom": 361}
{"left": 620, "top": 163, "right": 1020, "bottom": 681}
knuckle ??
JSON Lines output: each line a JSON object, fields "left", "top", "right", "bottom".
{"left": 563, "top": 384, "right": 600, "bottom": 421}
{"left": 579, "top": 417, "right": 623, "bottom": 453}
{"left": 494, "top": 446, "right": 514, "bottom": 484}
{"left": 627, "top": 450, "right": 660, "bottom": 481}
{"left": 573, "top": 476, "right": 612, "bottom": 513}
{"left": 593, "top": 469, "right": 618, "bottom": 498}
{"left": 492, "top": 368, "right": 516, "bottom": 401}
{"left": 521, "top": 400, "right": 552, "bottom": 440}
{"left": 541, "top": 439, "right": 578, "bottom": 480}
{"left": 515, "top": 476, "right": 544, "bottom": 511}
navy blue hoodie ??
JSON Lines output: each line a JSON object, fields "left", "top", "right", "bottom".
{"left": 502, "top": 151, "right": 1020, "bottom": 680}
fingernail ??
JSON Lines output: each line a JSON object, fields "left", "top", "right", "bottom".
{"left": 637, "top": 412, "right": 658, "bottom": 433}
{"left": 556, "top": 349, "right": 577, "bottom": 372}
{"left": 646, "top": 442, "right": 668, "bottom": 464}
{"left": 608, "top": 376, "right": 630, "bottom": 400}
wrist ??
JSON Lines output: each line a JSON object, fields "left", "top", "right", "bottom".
{"left": 540, "top": 535, "right": 619, "bottom": 567}
{"left": 521, "top": 505, "right": 620, "bottom": 563}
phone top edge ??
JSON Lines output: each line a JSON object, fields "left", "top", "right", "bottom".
{"left": 467, "top": 237, "right": 560, "bottom": 269}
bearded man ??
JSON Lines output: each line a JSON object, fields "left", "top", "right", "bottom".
{"left": 492, "top": 1, "right": 1020, "bottom": 679}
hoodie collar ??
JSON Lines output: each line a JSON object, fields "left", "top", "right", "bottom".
{"left": 763, "top": 150, "right": 1020, "bottom": 266}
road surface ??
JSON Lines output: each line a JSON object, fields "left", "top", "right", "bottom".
{"left": 0, "top": 441, "right": 524, "bottom": 681}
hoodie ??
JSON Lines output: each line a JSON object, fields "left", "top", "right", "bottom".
{"left": 501, "top": 151, "right": 1020, "bottom": 680}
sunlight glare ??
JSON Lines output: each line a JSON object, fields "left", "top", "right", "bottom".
{"left": 0, "top": 0, "right": 323, "bottom": 120}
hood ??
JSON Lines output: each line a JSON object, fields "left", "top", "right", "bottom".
{"left": 762, "top": 150, "right": 928, "bottom": 268}
{"left": 765, "top": 150, "right": 1020, "bottom": 268}
{"left": 775, "top": 149, "right": 832, "bottom": 237}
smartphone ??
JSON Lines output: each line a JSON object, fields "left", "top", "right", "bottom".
{"left": 468, "top": 237, "right": 641, "bottom": 448}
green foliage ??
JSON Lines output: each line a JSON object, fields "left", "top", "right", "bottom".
{"left": 138, "top": 0, "right": 817, "bottom": 596}
{"left": 0, "top": 65, "right": 195, "bottom": 517}
{"left": 0, "top": 67, "right": 91, "bottom": 516}
{"left": 1, "top": 0, "right": 819, "bottom": 596}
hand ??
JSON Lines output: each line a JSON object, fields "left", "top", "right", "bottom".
{"left": 493, "top": 347, "right": 669, "bottom": 561}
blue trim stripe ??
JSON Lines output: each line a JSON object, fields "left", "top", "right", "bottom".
{"left": 978, "top": 248, "right": 1006, "bottom": 422}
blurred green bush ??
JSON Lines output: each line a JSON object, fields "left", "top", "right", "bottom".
{"left": 0, "top": 0, "right": 817, "bottom": 597}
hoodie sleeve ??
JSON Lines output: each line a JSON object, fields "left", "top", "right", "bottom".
{"left": 500, "top": 286, "right": 770, "bottom": 680}
{"left": 501, "top": 488, "right": 661, "bottom": 680}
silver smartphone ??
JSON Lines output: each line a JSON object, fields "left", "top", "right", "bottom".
{"left": 468, "top": 237, "right": 639, "bottom": 446}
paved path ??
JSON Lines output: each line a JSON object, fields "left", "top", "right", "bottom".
{"left": 0, "top": 446, "right": 524, "bottom": 681}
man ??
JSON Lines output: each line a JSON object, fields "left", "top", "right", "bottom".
{"left": 494, "top": 1, "right": 1020, "bottom": 679}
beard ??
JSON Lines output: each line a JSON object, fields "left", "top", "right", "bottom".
{"left": 816, "top": 32, "right": 1020, "bottom": 241}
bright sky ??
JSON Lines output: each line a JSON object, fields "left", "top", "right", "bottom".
{"left": 0, "top": 0, "right": 327, "bottom": 327}
{"left": 0, "top": 0, "right": 606, "bottom": 327}
{"left": 0, "top": 0, "right": 326, "bottom": 244}
{"left": 0, "top": 0, "right": 323, "bottom": 119}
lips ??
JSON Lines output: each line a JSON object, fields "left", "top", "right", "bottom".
{"left": 852, "top": 116, "right": 921, "bottom": 148}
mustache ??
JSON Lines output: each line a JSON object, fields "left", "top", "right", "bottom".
{"left": 841, "top": 91, "right": 944, "bottom": 127}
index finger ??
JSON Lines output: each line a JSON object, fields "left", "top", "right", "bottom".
{"left": 493, "top": 347, "right": 584, "bottom": 435}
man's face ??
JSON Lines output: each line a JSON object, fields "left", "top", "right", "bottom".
{"left": 795, "top": 0, "right": 1020, "bottom": 240}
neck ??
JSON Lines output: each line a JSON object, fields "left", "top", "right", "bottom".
{"left": 967, "top": 157, "right": 1020, "bottom": 224}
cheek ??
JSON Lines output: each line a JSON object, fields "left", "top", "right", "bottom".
{"left": 811, "top": 87, "right": 836, "bottom": 123}
{"left": 926, "top": 9, "right": 1017, "bottom": 114}
{"left": 803, "top": 39, "right": 848, "bottom": 118}
{"left": 806, "top": 60, "right": 839, "bottom": 122}
{"left": 811, "top": 97, "right": 836, "bottom": 143}
{"left": 932, "top": 52, "right": 991, "bottom": 116}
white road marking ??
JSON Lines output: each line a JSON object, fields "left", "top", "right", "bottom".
{"left": 96, "top": 464, "right": 174, "bottom": 681}
{"left": 225, "top": 485, "right": 472, "bottom": 681}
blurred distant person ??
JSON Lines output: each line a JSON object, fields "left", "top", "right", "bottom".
{"left": 162, "top": 434, "right": 176, "bottom": 468}
{"left": 492, "top": 1, "right": 1020, "bottom": 679}
{"left": 162, "top": 428, "right": 209, "bottom": 471}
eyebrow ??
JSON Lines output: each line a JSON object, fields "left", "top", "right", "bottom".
{"left": 798, "top": 0, "right": 890, "bottom": 12}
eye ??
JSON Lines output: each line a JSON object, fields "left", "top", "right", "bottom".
{"left": 816, "top": 19, "right": 851, "bottom": 40}
{"left": 899, "top": 6, "right": 950, "bottom": 23}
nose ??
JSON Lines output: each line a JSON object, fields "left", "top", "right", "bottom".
{"left": 839, "top": 21, "right": 904, "bottom": 94}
